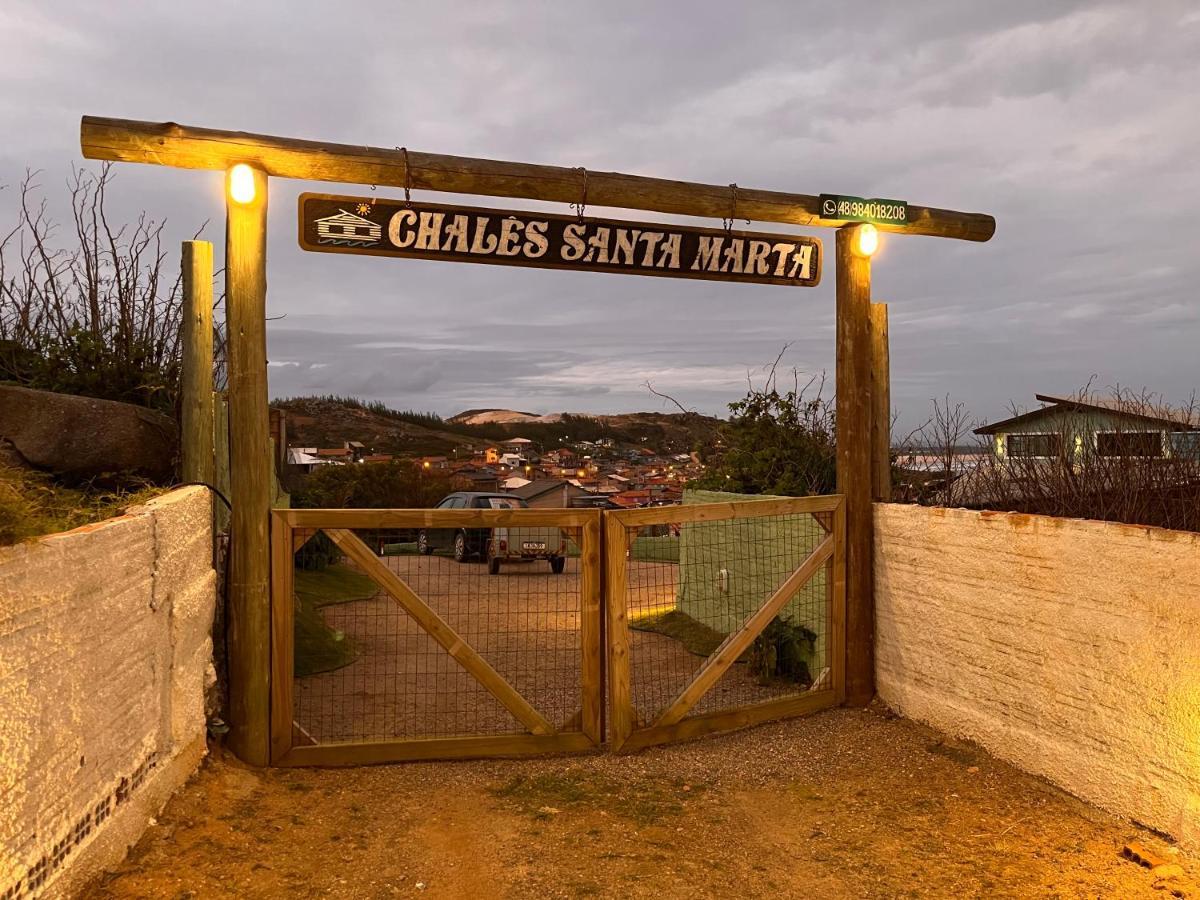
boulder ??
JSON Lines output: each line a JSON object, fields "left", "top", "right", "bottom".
{"left": 0, "top": 385, "right": 177, "bottom": 481}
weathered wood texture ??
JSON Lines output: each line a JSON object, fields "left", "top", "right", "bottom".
{"left": 180, "top": 241, "right": 214, "bottom": 486}
{"left": 268, "top": 512, "right": 294, "bottom": 764}
{"left": 80, "top": 117, "right": 995, "bottom": 242}
{"left": 225, "top": 166, "right": 272, "bottom": 766}
{"left": 578, "top": 515, "right": 604, "bottom": 744}
{"left": 870, "top": 302, "right": 892, "bottom": 502}
{"left": 281, "top": 507, "right": 599, "bottom": 529}
{"left": 604, "top": 515, "right": 633, "bottom": 750}
{"left": 609, "top": 495, "right": 842, "bottom": 528}
{"left": 836, "top": 227, "right": 875, "bottom": 706}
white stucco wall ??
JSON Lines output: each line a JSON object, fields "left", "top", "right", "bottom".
{"left": 875, "top": 502, "right": 1200, "bottom": 847}
{"left": 0, "top": 486, "right": 216, "bottom": 899}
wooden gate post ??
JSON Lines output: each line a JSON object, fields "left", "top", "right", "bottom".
{"left": 835, "top": 225, "right": 875, "bottom": 706}
{"left": 180, "top": 240, "right": 214, "bottom": 485}
{"left": 870, "top": 302, "right": 891, "bottom": 502}
{"left": 225, "top": 165, "right": 272, "bottom": 766}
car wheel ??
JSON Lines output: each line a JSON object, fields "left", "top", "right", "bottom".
{"left": 417, "top": 531, "right": 433, "bottom": 555}
{"left": 550, "top": 556, "right": 566, "bottom": 574}
{"left": 488, "top": 555, "right": 501, "bottom": 575}
{"left": 453, "top": 532, "right": 467, "bottom": 563}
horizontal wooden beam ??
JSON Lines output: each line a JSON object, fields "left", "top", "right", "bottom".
{"left": 280, "top": 507, "right": 599, "bottom": 529}
{"left": 608, "top": 495, "right": 843, "bottom": 528}
{"left": 277, "top": 731, "right": 596, "bottom": 767}
{"left": 80, "top": 116, "right": 995, "bottom": 242}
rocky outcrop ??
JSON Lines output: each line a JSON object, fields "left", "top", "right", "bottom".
{"left": 0, "top": 385, "right": 176, "bottom": 481}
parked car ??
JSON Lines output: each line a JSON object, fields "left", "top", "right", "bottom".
{"left": 417, "top": 491, "right": 567, "bottom": 575}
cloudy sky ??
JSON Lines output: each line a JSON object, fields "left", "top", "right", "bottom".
{"left": 2, "top": 1, "right": 1198, "bottom": 429}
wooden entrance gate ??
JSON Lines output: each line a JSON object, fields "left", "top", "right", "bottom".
{"left": 269, "top": 496, "right": 843, "bottom": 764}
{"left": 269, "top": 506, "right": 603, "bottom": 765}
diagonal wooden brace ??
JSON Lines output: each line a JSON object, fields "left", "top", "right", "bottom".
{"left": 325, "top": 528, "right": 554, "bottom": 736}
{"left": 651, "top": 534, "right": 834, "bottom": 729}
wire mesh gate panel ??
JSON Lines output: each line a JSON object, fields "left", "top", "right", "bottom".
{"left": 605, "top": 496, "right": 845, "bottom": 753}
{"left": 269, "top": 508, "right": 602, "bottom": 765}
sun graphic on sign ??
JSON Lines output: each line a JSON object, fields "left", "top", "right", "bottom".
{"left": 355, "top": 202, "right": 373, "bottom": 216}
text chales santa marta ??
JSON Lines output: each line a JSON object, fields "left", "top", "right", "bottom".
{"left": 299, "top": 195, "right": 822, "bottom": 287}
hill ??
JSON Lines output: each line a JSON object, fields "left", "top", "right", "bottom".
{"left": 274, "top": 397, "right": 722, "bottom": 457}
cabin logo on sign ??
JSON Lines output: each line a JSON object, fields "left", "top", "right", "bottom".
{"left": 314, "top": 208, "right": 383, "bottom": 247}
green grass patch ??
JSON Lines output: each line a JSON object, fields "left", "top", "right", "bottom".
{"left": 294, "top": 563, "right": 378, "bottom": 606}
{"left": 0, "top": 464, "right": 164, "bottom": 547}
{"left": 630, "top": 534, "right": 680, "bottom": 563}
{"left": 628, "top": 608, "right": 727, "bottom": 657}
{"left": 293, "top": 564, "right": 376, "bottom": 677}
{"left": 380, "top": 541, "right": 419, "bottom": 556}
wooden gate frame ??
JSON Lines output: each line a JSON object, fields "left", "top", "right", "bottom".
{"left": 269, "top": 507, "right": 603, "bottom": 766}
{"left": 604, "top": 495, "right": 846, "bottom": 753}
{"left": 80, "top": 115, "right": 993, "bottom": 764}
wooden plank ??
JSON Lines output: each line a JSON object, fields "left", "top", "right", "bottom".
{"left": 610, "top": 495, "right": 843, "bottom": 528}
{"left": 298, "top": 194, "right": 822, "bottom": 288}
{"left": 325, "top": 528, "right": 555, "bottom": 736}
{"left": 835, "top": 226, "right": 875, "bottom": 707}
{"left": 283, "top": 507, "right": 598, "bottom": 529}
{"left": 79, "top": 117, "right": 995, "bottom": 243}
{"left": 179, "top": 240, "right": 214, "bottom": 486}
{"left": 604, "top": 514, "right": 633, "bottom": 751}
{"left": 269, "top": 512, "right": 294, "bottom": 764}
{"left": 225, "top": 165, "right": 272, "bottom": 767}
{"left": 619, "top": 691, "right": 837, "bottom": 754}
{"left": 276, "top": 731, "right": 597, "bottom": 767}
{"left": 831, "top": 494, "right": 848, "bottom": 704}
{"left": 870, "top": 302, "right": 892, "bottom": 502}
{"left": 578, "top": 513, "right": 603, "bottom": 745}
{"left": 651, "top": 535, "right": 834, "bottom": 728}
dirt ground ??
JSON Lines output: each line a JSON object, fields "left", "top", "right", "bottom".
{"left": 82, "top": 706, "right": 1195, "bottom": 899}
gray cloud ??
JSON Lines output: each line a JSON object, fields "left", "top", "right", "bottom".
{"left": 2, "top": 0, "right": 1198, "bottom": 430}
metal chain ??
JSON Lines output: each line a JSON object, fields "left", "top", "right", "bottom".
{"left": 723, "top": 182, "right": 739, "bottom": 233}
{"left": 571, "top": 167, "right": 588, "bottom": 223}
{"left": 400, "top": 147, "right": 413, "bottom": 208}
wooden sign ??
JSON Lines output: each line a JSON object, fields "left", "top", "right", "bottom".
{"left": 819, "top": 194, "right": 908, "bottom": 226}
{"left": 298, "top": 193, "right": 821, "bottom": 287}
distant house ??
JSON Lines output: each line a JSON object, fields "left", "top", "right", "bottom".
{"left": 502, "top": 437, "right": 535, "bottom": 451}
{"left": 511, "top": 478, "right": 597, "bottom": 509}
{"left": 314, "top": 209, "right": 382, "bottom": 246}
{"left": 502, "top": 475, "right": 532, "bottom": 491}
{"left": 975, "top": 393, "right": 1200, "bottom": 462}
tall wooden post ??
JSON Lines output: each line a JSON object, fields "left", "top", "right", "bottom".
{"left": 225, "top": 165, "right": 272, "bottom": 766}
{"left": 870, "top": 302, "right": 891, "bottom": 502}
{"left": 180, "top": 241, "right": 215, "bottom": 485}
{"left": 835, "top": 226, "right": 874, "bottom": 706}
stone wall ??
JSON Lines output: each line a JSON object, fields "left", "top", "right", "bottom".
{"left": 875, "top": 503, "right": 1200, "bottom": 846}
{"left": 0, "top": 487, "right": 216, "bottom": 898}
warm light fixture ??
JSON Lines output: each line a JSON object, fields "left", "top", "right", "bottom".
{"left": 228, "top": 164, "right": 257, "bottom": 204}
{"left": 854, "top": 223, "right": 879, "bottom": 258}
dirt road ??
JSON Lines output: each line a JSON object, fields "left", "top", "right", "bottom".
{"left": 82, "top": 707, "right": 1193, "bottom": 899}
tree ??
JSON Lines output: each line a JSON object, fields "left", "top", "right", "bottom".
{"left": 689, "top": 358, "right": 837, "bottom": 497}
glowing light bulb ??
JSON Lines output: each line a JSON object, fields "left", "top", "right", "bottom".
{"left": 854, "top": 223, "right": 879, "bottom": 258}
{"left": 228, "top": 164, "right": 257, "bottom": 204}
